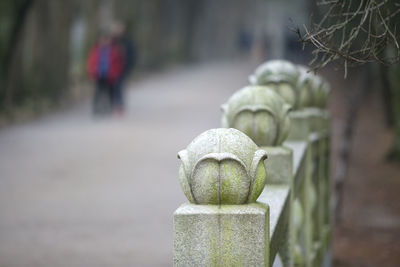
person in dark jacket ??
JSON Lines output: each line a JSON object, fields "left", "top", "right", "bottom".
{"left": 111, "top": 22, "right": 137, "bottom": 114}
{"left": 87, "top": 34, "right": 124, "bottom": 115}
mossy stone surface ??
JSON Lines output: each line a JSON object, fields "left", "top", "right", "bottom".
{"left": 249, "top": 60, "right": 300, "bottom": 108}
{"left": 287, "top": 109, "right": 330, "bottom": 141}
{"left": 248, "top": 61, "right": 331, "bottom": 109}
{"left": 261, "top": 146, "right": 293, "bottom": 185}
{"left": 174, "top": 203, "right": 269, "bottom": 267}
{"left": 221, "top": 86, "right": 291, "bottom": 147}
{"left": 296, "top": 66, "right": 330, "bottom": 109}
{"left": 178, "top": 128, "right": 268, "bottom": 205}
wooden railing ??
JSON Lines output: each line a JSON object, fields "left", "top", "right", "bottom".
{"left": 173, "top": 60, "right": 331, "bottom": 267}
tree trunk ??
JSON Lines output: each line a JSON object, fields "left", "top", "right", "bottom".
{"left": 387, "top": 65, "right": 400, "bottom": 161}
{"left": 2, "top": 0, "right": 34, "bottom": 110}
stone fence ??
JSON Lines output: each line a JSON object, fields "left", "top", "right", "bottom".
{"left": 173, "top": 60, "right": 332, "bottom": 267}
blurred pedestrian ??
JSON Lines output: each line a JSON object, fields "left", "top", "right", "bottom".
{"left": 237, "top": 28, "right": 253, "bottom": 54}
{"left": 111, "top": 21, "right": 136, "bottom": 115}
{"left": 87, "top": 33, "right": 124, "bottom": 116}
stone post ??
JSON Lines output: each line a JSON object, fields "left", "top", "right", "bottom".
{"left": 221, "top": 85, "right": 293, "bottom": 184}
{"left": 173, "top": 128, "right": 270, "bottom": 267}
{"left": 248, "top": 61, "right": 331, "bottom": 266}
{"left": 294, "top": 67, "right": 332, "bottom": 266}
{"left": 221, "top": 85, "right": 295, "bottom": 266}
{"left": 246, "top": 61, "right": 332, "bottom": 266}
{"left": 248, "top": 59, "right": 303, "bottom": 109}
{"left": 292, "top": 66, "right": 331, "bottom": 263}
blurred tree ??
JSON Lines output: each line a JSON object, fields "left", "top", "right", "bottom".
{"left": 0, "top": 0, "right": 75, "bottom": 114}
{"left": 0, "top": 0, "right": 34, "bottom": 111}
{"left": 0, "top": 0, "right": 104, "bottom": 116}
{"left": 0, "top": 0, "right": 302, "bottom": 123}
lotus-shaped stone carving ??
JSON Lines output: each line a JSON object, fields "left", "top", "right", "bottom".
{"left": 296, "top": 65, "right": 317, "bottom": 107}
{"left": 249, "top": 60, "right": 300, "bottom": 108}
{"left": 221, "top": 86, "right": 291, "bottom": 146}
{"left": 297, "top": 65, "right": 330, "bottom": 108}
{"left": 311, "top": 75, "right": 330, "bottom": 108}
{"left": 177, "top": 128, "right": 268, "bottom": 205}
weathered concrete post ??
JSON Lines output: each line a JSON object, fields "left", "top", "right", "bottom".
{"left": 287, "top": 66, "right": 330, "bottom": 140}
{"left": 173, "top": 59, "right": 331, "bottom": 267}
{"left": 248, "top": 59, "right": 304, "bottom": 109}
{"left": 174, "top": 128, "right": 270, "bottom": 267}
{"left": 248, "top": 60, "right": 332, "bottom": 266}
{"left": 249, "top": 60, "right": 329, "bottom": 266}
{"left": 221, "top": 86, "right": 294, "bottom": 266}
{"left": 221, "top": 85, "right": 292, "bottom": 184}
{"left": 294, "top": 66, "right": 332, "bottom": 266}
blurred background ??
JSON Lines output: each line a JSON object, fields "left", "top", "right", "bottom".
{"left": 0, "top": 0, "right": 399, "bottom": 266}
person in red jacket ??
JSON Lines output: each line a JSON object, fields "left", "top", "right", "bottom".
{"left": 87, "top": 34, "right": 124, "bottom": 115}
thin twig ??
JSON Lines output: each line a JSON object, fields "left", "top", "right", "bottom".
{"left": 291, "top": 0, "right": 400, "bottom": 72}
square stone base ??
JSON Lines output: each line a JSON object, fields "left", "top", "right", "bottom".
{"left": 261, "top": 146, "right": 293, "bottom": 184}
{"left": 174, "top": 203, "right": 269, "bottom": 267}
{"left": 288, "top": 108, "right": 329, "bottom": 141}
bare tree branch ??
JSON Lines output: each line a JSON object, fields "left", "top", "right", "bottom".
{"left": 292, "top": 0, "right": 400, "bottom": 74}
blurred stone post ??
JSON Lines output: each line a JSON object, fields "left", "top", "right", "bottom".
{"left": 248, "top": 60, "right": 332, "bottom": 266}
{"left": 289, "top": 66, "right": 332, "bottom": 266}
{"left": 221, "top": 85, "right": 294, "bottom": 266}
{"left": 173, "top": 128, "right": 269, "bottom": 267}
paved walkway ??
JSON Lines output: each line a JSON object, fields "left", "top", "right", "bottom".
{"left": 0, "top": 62, "right": 255, "bottom": 267}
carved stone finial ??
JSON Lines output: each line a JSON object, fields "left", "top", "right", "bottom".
{"left": 249, "top": 60, "right": 300, "bottom": 108}
{"left": 311, "top": 75, "right": 330, "bottom": 108}
{"left": 177, "top": 128, "right": 268, "bottom": 205}
{"left": 221, "top": 86, "right": 291, "bottom": 146}
{"left": 296, "top": 65, "right": 317, "bottom": 107}
{"left": 296, "top": 65, "right": 330, "bottom": 108}
{"left": 249, "top": 60, "right": 331, "bottom": 109}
